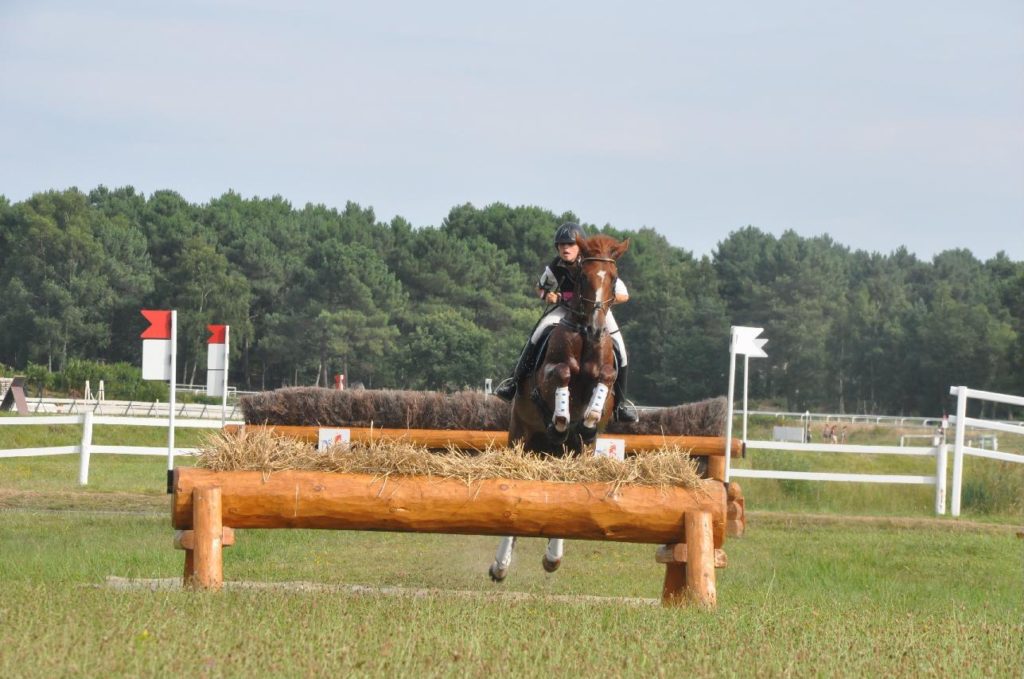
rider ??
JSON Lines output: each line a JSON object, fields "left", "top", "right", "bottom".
{"left": 494, "top": 222, "right": 638, "bottom": 423}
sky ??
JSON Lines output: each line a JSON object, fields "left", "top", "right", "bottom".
{"left": 2, "top": 1, "right": 1022, "bottom": 261}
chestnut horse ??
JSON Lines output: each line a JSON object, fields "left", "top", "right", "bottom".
{"left": 489, "top": 234, "right": 629, "bottom": 581}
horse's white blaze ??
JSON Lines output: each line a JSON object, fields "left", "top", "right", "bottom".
{"left": 545, "top": 538, "right": 564, "bottom": 562}
{"left": 596, "top": 270, "right": 607, "bottom": 281}
{"left": 553, "top": 386, "right": 570, "bottom": 430}
{"left": 583, "top": 383, "right": 609, "bottom": 428}
{"left": 494, "top": 536, "right": 515, "bottom": 569}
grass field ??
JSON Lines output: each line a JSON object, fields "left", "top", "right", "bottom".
{"left": 1, "top": 419, "right": 1022, "bottom": 677}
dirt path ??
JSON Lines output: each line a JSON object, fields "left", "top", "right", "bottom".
{"left": 100, "top": 576, "right": 660, "bottom": 607}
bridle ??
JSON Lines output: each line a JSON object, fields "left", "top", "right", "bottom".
{"left": 563, "top": 255, "right": 617, "bottom": 337}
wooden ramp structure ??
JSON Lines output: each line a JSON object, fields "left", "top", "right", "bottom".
{"left": 173, "top": 467, "right": 728, "bottom": 608}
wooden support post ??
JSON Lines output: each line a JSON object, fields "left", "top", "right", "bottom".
{"left": 661, "top": 562, "right": 687, "bottom": 606}
{"left": 176, "top": 527, "right": 234, "bottom": 587}
{"left": 659, "top": 511, "right": 719, "bottom": 608}
{"left": 183, "top": 550, "right": 194, "bottom": 586}
{"left": 190, "top": 486, "right": 224, "bottom": 591}
{"left": 727, "top": 481, "right": 746, "bottom": 537}
{"left": 706, "top": 456, "right": 725, "bottom": 481}
{"left": 684, "top": 511, "right": 716, "bottom": 608}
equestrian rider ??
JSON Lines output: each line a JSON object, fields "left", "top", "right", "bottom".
{"left": 494, "top": 222, "right": 638, "bottom": 423}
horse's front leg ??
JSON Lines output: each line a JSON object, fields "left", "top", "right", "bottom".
{"left": 544, "top": 359, "right": 578, "bottom": 433}
{"left": 542, "top": 538, "right": 564, "bottom": 573}
{"left": 582, "top": 362, "right": 617, "bottom": 429}
{"left": 488, "top": 536, "right": 516, "bottom": 582}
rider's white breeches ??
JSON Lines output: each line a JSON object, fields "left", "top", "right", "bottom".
{"left": 530, "top": 308, "right": 628, "bottom": 367}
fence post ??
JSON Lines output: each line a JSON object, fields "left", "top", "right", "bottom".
{"left": 951, "top": 386, "right": 968, "bottom": 517}
{"left": 78, "top": 411, "right": 94, "bottom": 486}
{"left": 934, "top": 438, "right": 947, "bottom": 516}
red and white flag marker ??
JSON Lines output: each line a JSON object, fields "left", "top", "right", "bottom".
{"left": 206, "top": 324, "right": 230, "bottom": 426}
{"left": 140, "top": 309, "right": 177, "bottom": 492}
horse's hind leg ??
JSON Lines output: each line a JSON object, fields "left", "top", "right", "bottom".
{"left": 541, "top": 538, "right": 564, "bottom": 573}
{"left": 489, "top": 536, "right": 516, "bottom": 582}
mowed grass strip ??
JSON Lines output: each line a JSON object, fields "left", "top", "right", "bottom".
{"left": 0, "top": 505, "right": 1020, "bottom": 678}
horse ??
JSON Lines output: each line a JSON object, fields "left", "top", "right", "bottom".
{"left": 489, "top": 233, "right": 630, "bottom": 581}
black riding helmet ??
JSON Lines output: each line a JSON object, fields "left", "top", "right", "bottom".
{"left": 553, "top": 222, "right": 587, "bottom": 245}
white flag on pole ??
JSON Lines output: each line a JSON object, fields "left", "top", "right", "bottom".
{"left": 732, "top": 326, "right": 768, "bottom": 358}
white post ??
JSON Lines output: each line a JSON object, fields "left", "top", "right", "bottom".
{"left": 724, "top": 330, "right": 737, "bottom": 483}
{"left": 934, "top": 438, "right": 948, "bottom": 516}
{"left": 742, "top": 354, "right": 750, "bottom": 442}
{"left": 951, "top": 386, "right": 967, "bottom": 517}
{"left": 167, "top": 311, "right": 178, "bottom": 493}
{"left": 78, "top": 410, "right": 93, "bottom": 486}
{"left": 221, "top": 326, "right": 230, "bottom": 429}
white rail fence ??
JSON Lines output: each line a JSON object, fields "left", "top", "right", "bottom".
{"left": 731, "top": 385, "right": 1023, "bottom": 517}
{"left": 948, "top": 386, "right": 1024, "bottom": 518}
{"left": 22, "top": 396, "right": 241, "bottom": 421}
{"left": 730, "top": 439, "right": 949, "bottom": 515}
{"left": 0, "top": 413, "right": 238, "bottom": 485}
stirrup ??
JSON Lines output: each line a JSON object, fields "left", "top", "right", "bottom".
{"left": 615, "top": 400, "right": 639, "bottom": 423}
{"left": 494, "top": 377, "right": 517, "bottom": 402}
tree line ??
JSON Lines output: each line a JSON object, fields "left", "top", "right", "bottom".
{"left": 0, "top": 187, "right": 1020, "bottom": 416}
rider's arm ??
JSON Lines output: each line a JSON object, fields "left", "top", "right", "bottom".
{"left": 537, "top": 266, "right": 560, "bottom": 304}
{"left": 614, "top": 278, "right": 629, "bottom": 304}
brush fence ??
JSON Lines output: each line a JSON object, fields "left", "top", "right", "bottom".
{"left": 172, "top": 467, "right": 730, "bottom": 608}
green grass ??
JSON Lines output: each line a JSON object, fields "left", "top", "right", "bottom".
{"left": 0, "top": 504, "right": 1020, "bottom": 677}
{"left": 0, "top": 417, "right": 1021, "bottom": 676}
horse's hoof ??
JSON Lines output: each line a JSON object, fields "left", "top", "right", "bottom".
{"left": 553, "top": 416, "right": 568, "bottom": 433}
{"left": 579, "top": 424, "right": 598, "bottom": 443}
{"left": 546, "top": 423, "right": 569, "bottom": 442}
{"left": 488, "top": 563, "right": 508, "bottom": 582}
{"left": 542, "top": 556, "right": 561, "bottom": 573}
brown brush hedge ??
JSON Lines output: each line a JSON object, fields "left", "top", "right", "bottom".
{"left": 240, "top": 388, "right": 726, "bottom": 437}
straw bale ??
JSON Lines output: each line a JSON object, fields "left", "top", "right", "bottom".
{"left": 241, "top": 388, "right": 725, "bottom": 436}
{"left": 196, "top": 428, "right": 703, "bottom": 490}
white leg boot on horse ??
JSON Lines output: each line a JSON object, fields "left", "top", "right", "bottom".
{"left": 489, "top": 536, "right": 517, "bottom": 582}
{"left": 542, "top": 538, "right": 564, "bottom": 573}
{"left": 583, "top": 383, "right": 610, "bottom": 429}
{"left": 552, "top": 386, "right": 570, "bottom": 433}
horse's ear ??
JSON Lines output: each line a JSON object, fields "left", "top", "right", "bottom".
{"left": 611, "top": 238, "right": 630, "bottom": 259}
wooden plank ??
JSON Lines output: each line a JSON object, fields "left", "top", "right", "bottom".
{"left": 226, "top": 424, "right": 742, "bottom": 457}
{"left": 174, "top": 527, "right": 235, "bottom": 550}
{"left": 654, "top": 543, "right": 727, "bottom": 568}
{"left": 173, "top": 468, "right": 727, "bottom": 547}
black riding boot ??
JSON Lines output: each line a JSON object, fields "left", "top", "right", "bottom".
{"left": 494, "top": 341, "right": 537, "bottom": 402}
{"left": 614, "top": 365, "right": 639, "bottom": 422}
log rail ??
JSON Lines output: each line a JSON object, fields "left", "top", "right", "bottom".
{"left": 224, "top": 424, "right": 744, "bottom": 458}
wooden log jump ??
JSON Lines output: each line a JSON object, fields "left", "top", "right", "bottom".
{"left": 225, "top": 424, "right": 744, "bottom": 458}
{"left": 172, "top": 467, "right": 729, "bottom": 607}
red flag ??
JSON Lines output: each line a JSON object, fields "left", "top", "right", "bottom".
{"left": 141, "top": 310, "right": 173, "bottom": 339}
{"left": 207, "top": 324, "right": 227, "bottom": 344}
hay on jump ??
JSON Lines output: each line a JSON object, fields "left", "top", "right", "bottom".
{"left": 196, "top": 428, "right": 703, "bottom": 490}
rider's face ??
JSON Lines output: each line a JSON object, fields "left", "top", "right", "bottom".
{"left": 557, "top": 242, "right": 579, "bottom": 263}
